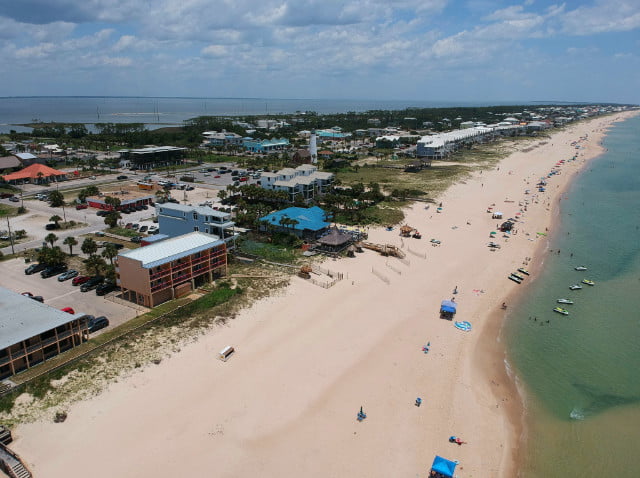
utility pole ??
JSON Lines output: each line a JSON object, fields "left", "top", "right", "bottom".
{"left": 6, "top": 216, "right": 15, "bottom": 255}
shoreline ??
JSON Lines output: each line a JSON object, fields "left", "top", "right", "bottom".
{"left": 481, "top": 111, "right": 639, "bottom": 477}
{"left": 9, "top": 112, "right": 639, "bottom": 478}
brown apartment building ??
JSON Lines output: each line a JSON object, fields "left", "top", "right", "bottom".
{"left": 0, "top": 287, "right": 88, "bottom": 380}
{"left": 116, "top": 232, "right": 227, "bottom": 307}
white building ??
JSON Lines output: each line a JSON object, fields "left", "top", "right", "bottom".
{"left": 258, "top": 165, "right": 334, "bottom": 202}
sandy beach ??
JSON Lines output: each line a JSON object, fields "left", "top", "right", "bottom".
{"left": 10, "top": 112, "right": 637, "bottom": 477}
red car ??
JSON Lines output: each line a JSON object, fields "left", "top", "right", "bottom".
{"left": 76, "top": 204, "right": 88, "bottom": 210}
{"left": 72, "top": 275, "right": 90, "bottom": 286}
{"left": 239, "top": 177, "right": 248, "bottom": 182}
{"left": 214, "top": 175, "right": 221, "bottom": 178}
{"left": 60, "top": 307, "right": 75, "bottom": 314}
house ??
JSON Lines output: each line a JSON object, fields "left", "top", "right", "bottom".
{"left": 116, "top": 232, "right": 227, "bottom": 308}
{"left": 375, "top": 135, "right": 400, "bottom": 148}
{"left": 258, "top": 165, "right": 334, "bottom": 202}
{"left": 1, "top": 163, "right": 67, "bottom": 185}
{"left": 259, "top": 206, "right": 330, "bottom": 239}
{"left": 243, "top": 138, "right": 290, "bottom": 153}
{"left": 0, "top": 287, "right": 89, "bottom": 380}
{"left": 156, "top": 203, "right": 237, "bottom": 248}
{"left": 86, "top": 188, "right": 155, "bottom": 211}
{"left": 202, "top": 131, "right": 244, "bottom": 147}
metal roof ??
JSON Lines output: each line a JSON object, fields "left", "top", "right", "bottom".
{"left": 156, "top": 202, "right": 231, "bottom": 219}
{"left": 118, "top": 232, "right": 223, "bottom": 269}
{"left": 0, "top": 287, "right": 86, "bottom": 351}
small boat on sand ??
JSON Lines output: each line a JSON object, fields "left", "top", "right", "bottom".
{"left": 569, "top": 284, "right": 583, "bottom": 290}
{"left": 574, "top": 266, "right": 587, "bottom": 271}
{"left": 517, "top": 268, "right": 530, "bottom": 275}
{"left": 553, "top": 307, "right": 569, "bottom": 316}
{"left": 511, "top": 272, "right": 525, "bottom": 280}
{"left": 582, "top": 279, "right": 595, "bottom": 286}
{"left": 508, "top": 275, "right": 522, "bottom": 284}
{"left": 557, "top": 299, "right": 574, "bottom": 304}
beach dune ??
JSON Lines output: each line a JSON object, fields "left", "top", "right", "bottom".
{"left": 11, "top": 112, "right": 636, "bottom": 478}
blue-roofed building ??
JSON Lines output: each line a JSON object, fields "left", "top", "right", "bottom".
{"left": 116, "top": 232, "right": 227, "bottom": 307}
{"left": 259, "top": 206, "right": 330, "bottom": 239}
{"left": 243, "top": 137, "right": 290, "bottom": 153}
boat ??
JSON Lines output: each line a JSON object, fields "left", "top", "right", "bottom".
{"left": 557, "top": 299, "right": 574, "bottom": 304}
{"left": 582, "top": 279, "right": 595, "bottom": 286}
{"left": 508, "top": 275, "right": 522, "bottom": 284}
{"left": 553, "top": 307, "right": 569, "bottom": 316}
{"left": 569, "top": 284, "right": 583, "bottom": 290}
{"left": 574, "top": 266, "right": 588, "bottom": 271}
{"left": 517, "top": 268, "right": 530, "bottom": 275}
{"left": 511, "top": 272, "right": 525, "bottom": 280}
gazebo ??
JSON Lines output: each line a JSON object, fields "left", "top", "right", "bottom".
{"left": 2, "top": 163, "right": 67, "bottom": 185}
{"left": 316, "top": 227, "right": 352, "bottom": 253}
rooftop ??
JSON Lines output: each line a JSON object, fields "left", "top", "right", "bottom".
{"left": 118, "top": 231, "right": 223, "bottom": 269}
{"left": 0, "top": 287, "right": 86, "bottom": 350}
{"left": 156, "top": 202, "right": 231, "bottom": 219}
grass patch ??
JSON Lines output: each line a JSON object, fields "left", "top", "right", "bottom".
{"left": 239, "top": 239, "right": 301, "bottom": 263}
{"left": 0, "top": 204, "right": 20, "bottom": 217}
{"left": 106, "top": 226, "right": 139, "bottom": 238}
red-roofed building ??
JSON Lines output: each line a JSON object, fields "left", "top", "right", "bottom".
{"left": 1, "top": 163, "right": 67, "bottom": 184}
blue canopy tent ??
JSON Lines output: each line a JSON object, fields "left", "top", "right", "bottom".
{"left": 430, "top": 455, "right": 457, "bottom": 477}
{"left": 440, "top": 300, "right": 457, "bottom": 320}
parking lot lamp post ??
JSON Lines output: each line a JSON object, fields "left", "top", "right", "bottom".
{"left": 56, "top": 182, "right": 67, "bottom": 223}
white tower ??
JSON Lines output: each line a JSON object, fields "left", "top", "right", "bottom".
{"left": 309, "top": 129, "right": 318, "bottom": 164}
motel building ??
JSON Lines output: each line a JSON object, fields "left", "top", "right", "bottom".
{"left": 0, "top": 287, "right": 89, "bottom": 380}
{"left": 116, "top": 232, "right": 227, "bottom": 308}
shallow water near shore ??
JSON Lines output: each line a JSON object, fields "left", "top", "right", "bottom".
{"left": 504, "top": 115, "right": 640, "bottom": 477}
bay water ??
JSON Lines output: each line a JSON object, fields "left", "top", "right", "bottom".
{"left": 504, "top": 114, "right": 640, "bottom": 476}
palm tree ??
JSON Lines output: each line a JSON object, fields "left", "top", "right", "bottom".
{"left": 45, "top": 233, "right": 58, "bottom": 247}
{"left": 81, "top": 237, "right": 98, "bottom": 257}
{"left": 63, "top": 236, "right": 78, "bottom": 255}
{"left": 85, "top": 255, "right": 106, "bottom": 276}
{"left": 49, "top": 215, "right": 62, "bottom": 227}
{"left": 101, "top": 243, "right": 118, "bottom": 265}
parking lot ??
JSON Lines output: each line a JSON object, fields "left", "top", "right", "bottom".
{"left": 0, "top": 258, "right": 142, "bottom": 335}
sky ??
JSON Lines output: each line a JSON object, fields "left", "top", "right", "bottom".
{"left": 1, "top": 0, "right": 639, "bottom": 103}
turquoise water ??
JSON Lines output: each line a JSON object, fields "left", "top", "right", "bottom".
{"left": 504, "top": 115, "right": 640, "bottom": 477}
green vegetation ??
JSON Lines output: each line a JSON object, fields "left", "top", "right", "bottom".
{"left": 240, "top": 239, "right": 301, "bottom": 263}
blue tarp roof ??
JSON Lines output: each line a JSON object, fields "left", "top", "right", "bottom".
{"left": 431, "top": 455, "right": 457, "bottom": 477}
{"left": 441, "top": 300, "right": 457, "bottom": 313}
{"left": 259, "top": 206, "right": 330, "bottom": 232}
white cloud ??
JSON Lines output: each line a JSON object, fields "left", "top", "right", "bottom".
{"left": 561, "top": 0, "right": 640, "bottom": 35}
{"left": 201, "top": 45, "right": 228, "bottom": 57}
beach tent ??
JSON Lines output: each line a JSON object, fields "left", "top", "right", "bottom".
{"left": 430, "top": 455, "right": 457, "bottom": 477}
{"left": 440, "top": 300, "right": 457, "bottom": 320}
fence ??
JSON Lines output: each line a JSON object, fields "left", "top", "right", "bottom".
{"left": 407, "top": 247, "right": 427, "bottom": 259}
{"left": 385, "top": 261, "right": 402, "bottom": 275}
{"left": 371, "top": 267, "right": 390, "bottom": 284}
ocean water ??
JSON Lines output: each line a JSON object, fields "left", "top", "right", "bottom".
{"left": 0, "top": 96, "right": 536, "bottom": 134}
{"left": 504, "top": 114, "right": 640, "bottom": 476}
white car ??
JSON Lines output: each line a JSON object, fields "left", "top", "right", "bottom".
{"left": 147, "top": 226, "right": 159, "bottom": 234}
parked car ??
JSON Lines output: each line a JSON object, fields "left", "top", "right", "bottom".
{"left": 139, "top": 225, "right": 148, "bottom": 233}
{"left": 214, "top": 175, "right": 221, "bottom": 178}
{"left": 21, "top": 292, "right": 44, "bottom": 302}
{"left": 9, "top": 196, "right": 19, "bottom": 202}
{"left": 105, "top": 242, "right": 124, "bottom": 250}
{"left": 96, "top": 282, "right": 117, "bottom": 296}
{"left": 80, "top": 276, "right": 104, "bottom": 292}
{"left": 130, "top": 236, "right": 142, "bottom": 243}
{"left": 88, "top": 316, "right": 110, "bottom": 333}
{"left": 61, "top": 307, "right": 75, "bottom": 314}
{"left": 239, "top": 177, "right": 248, "bottom": 182}
{"left": 142, "top": 205, "right": 149, "bottom": 210}
{"left": 25, "top": 263, "right": 47, "bottom": 275}
{"left": 89, "top": 176, "right": 96, "bottom": 180}
{"left": 186, "top": 186, "right": 194, "bottom": 191}
{"left": 96, "top": 210, "right": 108, "bottom": 216}
{"left": 41, "top": 264, "right": 68, "bottom": 278}
{"left": 125, "top": 223, "right": 133, "bottom": 229}
{"left": 58, "top": 269, "right": 79, "bottom": 282}
{"left": 94, "top": 231, "right": 106, "bottom": 237}
{"left": 72, "top": 275, "right": 91, "bottom": 286}
{"left": 0, "top": 193, "right": 12, "bottom": 199}
{"left": 75, "top": 204, "right": 88, "bottom": 210}
{"left": 147, "top": 226, "right": 158, "bottom": 234}
{"left": 45, "top": 223, "right": 61, "bottom": 230}
{"left": 132, "top": 223, "right": 139, "bottom": 230}
{"left": 117, "top": 175, "right": 128, "bottom": 180}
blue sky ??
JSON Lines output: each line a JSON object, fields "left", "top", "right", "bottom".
{"left": 1, "top": 0, "right": 639, "bottom": 103}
